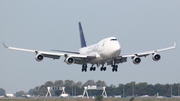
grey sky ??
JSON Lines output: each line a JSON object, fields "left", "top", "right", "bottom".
{"left": 0, "top": 0, "right": 180, "bottom": 94}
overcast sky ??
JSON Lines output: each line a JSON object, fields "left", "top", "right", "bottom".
{"left": 0, "top": 0, "right": 180, "bottom": 94}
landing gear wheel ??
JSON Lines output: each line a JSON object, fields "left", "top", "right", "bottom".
{"left": 112, "top": 68, "right": 114, "bottom": 72}
{"left": 93, "top": 67, "right": 96, "bottom": 71}
{"left": 115, "top": 65, "right": 118, "bottom": 72}
{"left": 90, "top": 67, "right": 92, "bottom": 71}
{"left": 100, "top": 67, "right": 103, "bottom": 71}
{"left": 104, "top": 67, "right": 106, "bottom": 71}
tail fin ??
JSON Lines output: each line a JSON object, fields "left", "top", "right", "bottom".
{"left": 79, "top": 22, "right": 87, "bottom": 48}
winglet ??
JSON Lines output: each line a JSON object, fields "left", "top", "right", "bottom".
{"left": 2, "top": 42, "right": 8, "bottom": 48}
{"left": 79, "top": 22, "right": 87, "bottom": 48}
{"left": 174, "top": 42, "right": 176, "bottom": 47}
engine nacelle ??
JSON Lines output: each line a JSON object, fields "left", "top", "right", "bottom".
{"left": 133, "top": 57, "right": 141, "bottom": 64}
{"left": 65, "top": 57, "right": 75, "bottom": 65}
{"left": 35, "top": 54, "right": 44, "bottom": 62}
{"left": 152, "top": 53, "right": 161, "bottom": 61}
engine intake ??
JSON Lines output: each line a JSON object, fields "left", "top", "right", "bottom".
{"left": 133, "top": 57, "right": 141, "bottom": 64}
{"left": 152, "top": 53, "right": 161, "bottom": 61}
{"left": 35, "top": 54, "right": 44, "bottom": 62}
{"left": 65, "top": 57, "right": 75, "bottom": 65}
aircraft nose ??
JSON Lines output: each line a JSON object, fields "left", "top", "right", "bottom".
{"left": 109, "top": 43, "right": 121, "bottom": 57}
{"left": 114, "top": 44, "right": 121, "bottom": 54}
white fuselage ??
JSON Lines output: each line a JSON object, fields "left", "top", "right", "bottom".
{"left": 79, "top": 37, "right": 121, "bottom": 64}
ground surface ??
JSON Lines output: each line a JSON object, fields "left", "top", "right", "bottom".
{"left": 0, "top": 98, "right": 180, "bottom": 101}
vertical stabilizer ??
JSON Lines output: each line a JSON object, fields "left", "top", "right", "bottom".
{"left": 79, "top": 22, "right": 87, "bottom": 48}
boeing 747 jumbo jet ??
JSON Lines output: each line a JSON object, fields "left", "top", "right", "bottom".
{"left": 3, "top": 22, "right": 176, "bottom": 72}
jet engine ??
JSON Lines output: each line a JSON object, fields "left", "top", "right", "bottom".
{"left": 65, "top": 57, "right": 75, "bottom": 65}
{"left": 133, "top": 57, "right": 141, "bottom": 64}
{"left": 152, "top": 53, "right": 161, "bottom": 61}
{"left": 35, "top": 54, "right": 44, "bottom": 62}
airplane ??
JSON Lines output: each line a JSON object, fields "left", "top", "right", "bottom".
{"left": 3, "top": 22, "right": 176, "bottom": 72}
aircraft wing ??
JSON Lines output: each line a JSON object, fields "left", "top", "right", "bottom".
{"left": 121, "top": 42, "right": 176, "bottom": 58}
{"left": 3, "top": 42, "right": 96, "bottom": 61}
{"left": 112, "top": 42, "right": 176, "bottom": 65}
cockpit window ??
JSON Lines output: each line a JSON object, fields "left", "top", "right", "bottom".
{"left": 110, "top": 39, "right": 117, "bottom": 41}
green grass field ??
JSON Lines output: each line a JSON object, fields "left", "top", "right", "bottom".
{"left": 0, "top": 98, "right": 180, "bottom": 101}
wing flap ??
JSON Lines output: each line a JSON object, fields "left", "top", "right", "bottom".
{"left": 42, "top": 54, "right": 61, "bottom": 59}
{"left": 107, "top": 57, "right": 127, "bottom": 65}
{"left": 65, "top": 53, "right": 96, "bottom": 59}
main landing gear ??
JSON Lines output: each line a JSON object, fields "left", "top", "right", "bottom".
{"left": 81, "top": 64, "right": 118, "bottom": 72}
{"left": 90, "top": 67, "right": 96, "bottom": 71}
{"left": 82, "top": 65, "right": 96, "bottom": 72}
{"left": 82, "top": 65, "right": 87, "bottom": 72}
{"left": 112, "top": 65, "right": 118, "bottom": 72}
{"left": 100, "top": 65, "right": 106, "bottom": 71}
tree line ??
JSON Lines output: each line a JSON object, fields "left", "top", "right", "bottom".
{"left": 27, "top": 80, "right": 180, "bottom": 97}
{"left": 1, "top": 80, "right": 180, "bottom": 97}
